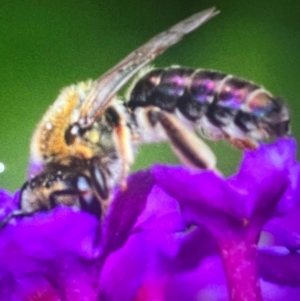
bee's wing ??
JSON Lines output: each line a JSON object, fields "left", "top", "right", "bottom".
{"left": 79, "top": 7, "right": 219, "bottom": 127}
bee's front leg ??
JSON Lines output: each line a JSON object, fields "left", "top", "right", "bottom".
{"left": 105, "top": 105, "right": 135, "bottom": 190}
{"left": 0, "top": 210, "right": 32, "bottom": 230}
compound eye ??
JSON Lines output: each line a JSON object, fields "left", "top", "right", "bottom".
{"left": 65, "top": 123, "right": 80, "bottom": 145}
{"left": 76, "top": 175, "right": 102, "bottom": 218}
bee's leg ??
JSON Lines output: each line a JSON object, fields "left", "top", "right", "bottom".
{"left": 0, "top": 172, "right": 103, "bottom": 230}
{"left": 148, "top": 109, "right": 217, "bottom": 170}
{"left": 114, "top": 124, "right": 134, "bottom": 189}
{"left": 0, "top": 210, "right": 33, "bottom": 230}
{"left": 22, "top": 172, "right": 102, "bottom": 217}
{"left": 106, "top": 106, "right": 134, "bottom": 189}
{"left": 49, "top": 188, "right": 102, "bottom": 219}
{"left": 90, "top": 161, "right": 109, "bottom": 200}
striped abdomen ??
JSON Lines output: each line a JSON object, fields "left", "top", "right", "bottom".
{"left": 127, "top": 68, "right": 290, "bottom": 143}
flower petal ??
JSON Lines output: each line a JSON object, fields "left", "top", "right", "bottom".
{"left": 100, "top": 170, "right": 155, "bottom": 257}
{"left": 152, "top": 165, "right": 249, "bottom": 237}
{"left": 0, "top": 208, "right": 100, "bottom": 300}
{"left": 258, "top": 247, "right": 300, "bottom": 287}
{"left": 99, "top": 172, "right": 186, "bottom": 300}
{"left": 152, "top": 139, "right": 293, "bottom": 238}
{"left": 229, "top": 138, "right": 296, "bottom": 221}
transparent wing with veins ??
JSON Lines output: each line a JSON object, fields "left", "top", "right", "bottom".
{"left": 78, "top": 7, "right": 219, "bottom": 127}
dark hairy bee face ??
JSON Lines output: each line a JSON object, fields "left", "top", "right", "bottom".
{"left": 0, "top": 7, "right": 291, "bottom": 227}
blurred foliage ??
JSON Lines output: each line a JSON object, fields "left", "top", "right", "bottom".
{"left": 0, "top": 0, "right": 299, "bottom": 191}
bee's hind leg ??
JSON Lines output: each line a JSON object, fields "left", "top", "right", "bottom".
{"left": 147, "top": 109, "right": 217, "bottom": 170}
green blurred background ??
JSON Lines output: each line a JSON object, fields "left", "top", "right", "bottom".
{"left": 0, "top": 0, "right": 299, "bottom": 192}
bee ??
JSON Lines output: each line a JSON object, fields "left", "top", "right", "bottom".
{"left": 1, "top": 7, "right": 290, "bottom": 227}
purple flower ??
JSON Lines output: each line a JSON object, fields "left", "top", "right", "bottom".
{"left": 0, "top": 138, "right": 299, "bottom": 300}
{"left": 0, "top": 170, "right": 183, "bottom": 301}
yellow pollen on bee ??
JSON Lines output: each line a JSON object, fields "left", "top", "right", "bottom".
{"left": 89, "top": 129, "right": 100, "bottom": 143}
{"left": 31, "top": 86, "right": 95, "bottom": 161}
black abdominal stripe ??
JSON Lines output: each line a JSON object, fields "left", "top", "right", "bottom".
{"left": 127, "top": 68, "right": 290, "bottom": 141}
